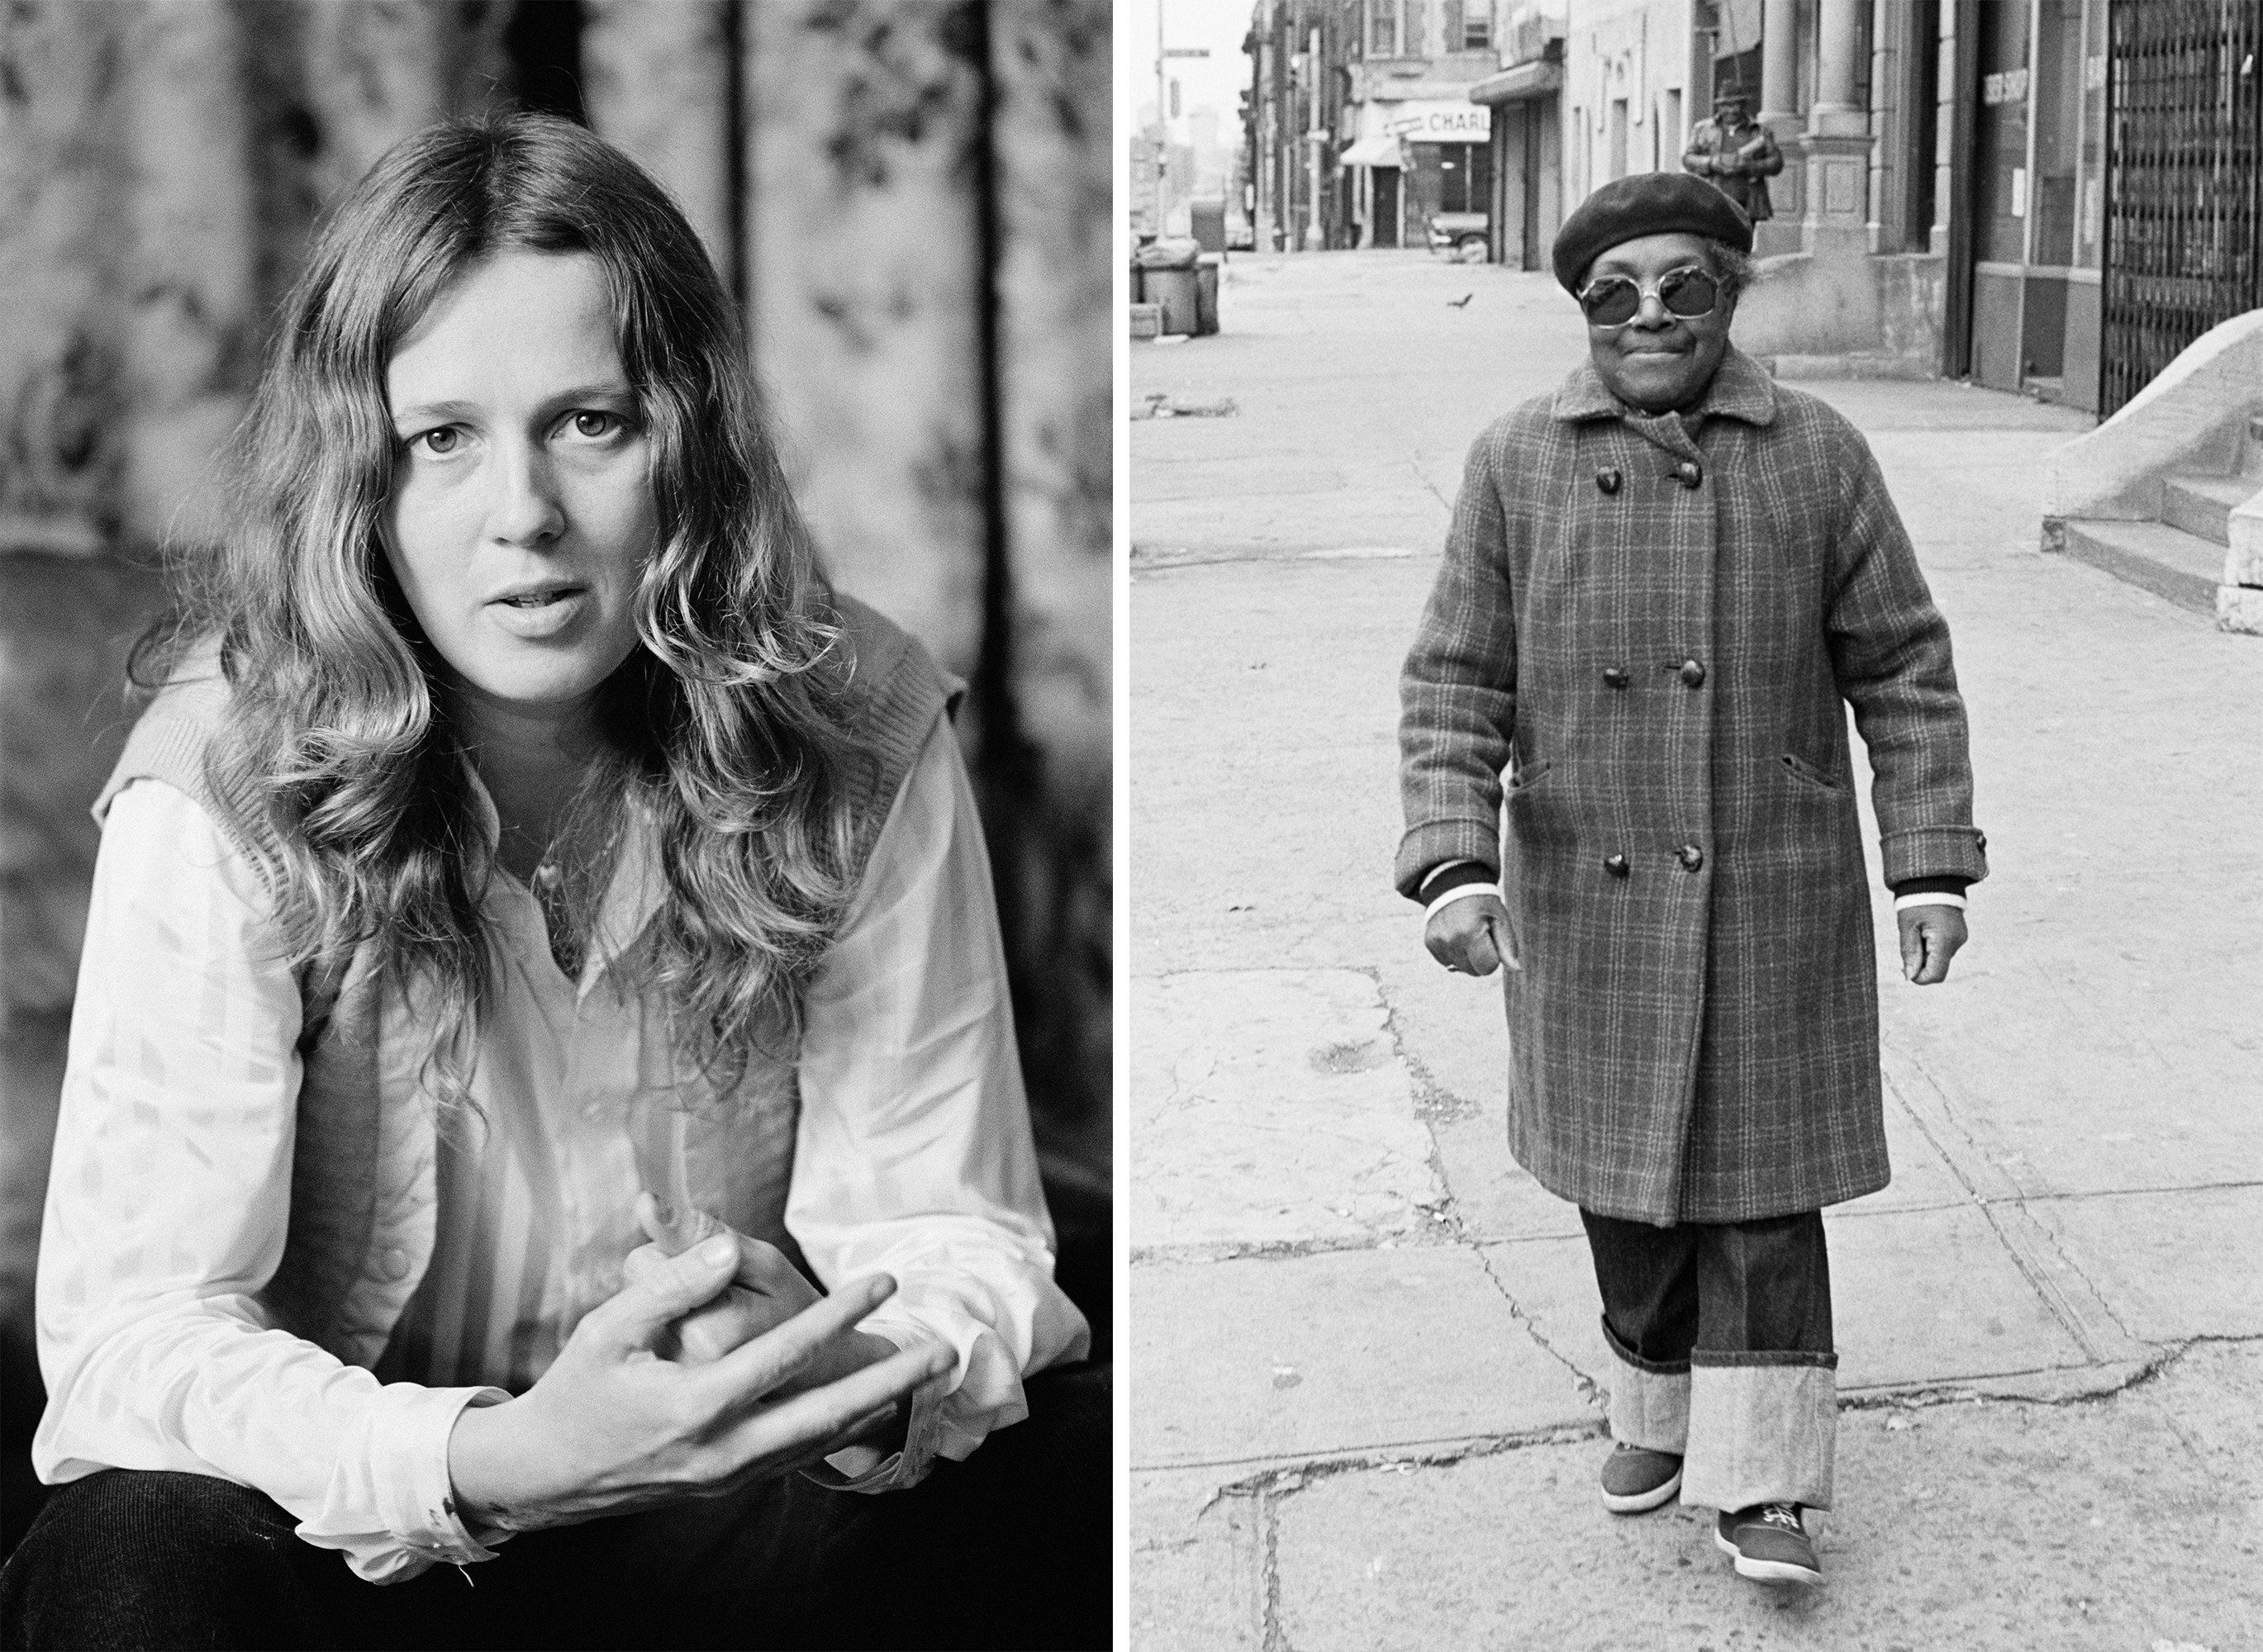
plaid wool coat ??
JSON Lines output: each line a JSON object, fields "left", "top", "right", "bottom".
{"left": 1395, "top": 347, "right": 1988, "bottom": 1224}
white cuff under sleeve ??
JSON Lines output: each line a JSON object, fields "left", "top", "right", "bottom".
{"left": 1892, "top": 892, "right": 1968, "bottom": 912}
{"left": 1424, "top": 881, "right": 1501, "bottom": 921}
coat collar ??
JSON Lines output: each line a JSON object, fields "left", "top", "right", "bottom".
{"left": 1549, "top": 344, "right": 1779, "bottom": 429}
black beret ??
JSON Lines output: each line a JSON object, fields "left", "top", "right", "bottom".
{"left": 1552, "top": 172, "right": 1754, "bottom": 294}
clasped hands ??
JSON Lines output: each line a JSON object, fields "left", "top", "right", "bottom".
{"left": 446, "top": 1192, "right": 945, "bottom": 1534}
{"left": 1425, "top": 892, "right": 1967, "bottom": 984}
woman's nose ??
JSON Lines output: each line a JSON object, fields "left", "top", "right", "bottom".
{"left": 1632, "top": 290, "right": 1672, "bottom": 328}
{"left": 487, "top": 443, "right": 565, "bottom": 547}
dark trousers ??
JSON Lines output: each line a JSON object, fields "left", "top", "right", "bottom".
{"left": 0, "top": 1365, "right": 1109, "bottom": 1652}
{"left": 1579, "top": 1211, "right": 1838, "bottom": 1510}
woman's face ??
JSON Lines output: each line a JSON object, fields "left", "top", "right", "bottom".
{"left": 1581, "top": 231, "right": 1737, "bottom": 415}
{"left": 382, "top": 249, "right": 654, "bottom": 726}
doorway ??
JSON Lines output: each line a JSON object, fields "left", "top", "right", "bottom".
{"left": 1372, "top": 168, "right": 1401, "bottom": 247}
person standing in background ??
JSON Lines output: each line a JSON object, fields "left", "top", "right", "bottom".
{"left": 1683, "top": 89, "right": 1784, "bottom": 224}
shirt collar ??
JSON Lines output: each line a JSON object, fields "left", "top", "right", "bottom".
{"left": 1549, "top": 344, "right": 1780, "bottom": 429}
{"left": 461, "top": 759, "right": 664, "bottom": 997}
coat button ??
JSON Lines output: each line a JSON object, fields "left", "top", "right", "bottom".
{"left": 1603, "top": 666, "right": 1630, "bottom": 689}
{"left": 1678, "top": 657, "right": 1706, "bottom": 688}
{"left": 379, "top": 1247, "right": 411, "bottom": 1281}
{"left": 1677, "top": 844, "right": 1705, "bottom": 872}
{"left": 1604, "top": 853, "right": 1630, "bottom": 877}
{"left": 1595, "top": 468, "right": 1622, "bottom": 494}
{"left": 1676, "top": 460, "right": 1703, "bottom": 488}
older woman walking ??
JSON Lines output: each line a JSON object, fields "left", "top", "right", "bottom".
{"left": 1395, "top": 173, "right": 1986, "bottom": 1588}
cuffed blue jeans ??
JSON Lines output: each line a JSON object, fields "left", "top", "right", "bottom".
{"left": 1581, "top": 1210, "right": 1837, "bottom": 1512}
{"left": 0, "top": 1364, "right": 1110, "bottom": 1651}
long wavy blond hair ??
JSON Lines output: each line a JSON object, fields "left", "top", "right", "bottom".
{"left": 137, "top": 112, "right": 859, "bottom": 1098}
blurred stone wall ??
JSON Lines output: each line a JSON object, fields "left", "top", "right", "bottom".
{"left": 0, "top": 0, "right": 1115, "bottom": 1496}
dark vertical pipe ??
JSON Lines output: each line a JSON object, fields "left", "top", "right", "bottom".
{"left": 722, "top": 0, "right": 749, "bottom": 325}
{"left": 1942, "top": 0, "right": 1979, "bottom": 377}
{"left": 961, "top": 0, "right": 1033, "bottom": 951}
{"left": 502, "top": 0, "right": 587, "bottom": 124}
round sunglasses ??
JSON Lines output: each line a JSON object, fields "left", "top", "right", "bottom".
{"left": 1576, "top": 265, "right": 1722, "bottom": 328}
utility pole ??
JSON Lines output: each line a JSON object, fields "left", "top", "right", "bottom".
{"left": 1154, "top": 0, "right": 1168, "bottom": 236}
{"left": 1272, "top": 4, "right": 1291, "bottom": 250}
{"left": 1304, "top": 23, "right": 1324, "bottom": 250}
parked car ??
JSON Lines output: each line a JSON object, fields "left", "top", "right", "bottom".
{"left": 1427, "top": 211, "right": 1489, "bottom": 262}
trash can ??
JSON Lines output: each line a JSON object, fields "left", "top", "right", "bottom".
{"left": 1134, "top": 239, "right": 1202, "bottom": 337}
{"left": 1193, "top": 254, "right": 1221, "bottom": 337}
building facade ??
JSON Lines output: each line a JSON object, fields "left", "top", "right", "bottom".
{"left": 1471, "top": 7, "right": 1567, "bottom": 270}
{"left": 1243, "top": 2, "right": 1507, "bottom": 254}
{"left": 1462, "top": 0, "right": 2262, "bottom": 416}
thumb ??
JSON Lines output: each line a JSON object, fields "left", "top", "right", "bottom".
{"left": 1897, "top": 912, "right": 1924, "bottom": 981}
{"left": 606, "top": 1232, "right": 741, "bottom": 1346}
{"left": 1485, "top": 909, "right": 1520, "bottom": 971}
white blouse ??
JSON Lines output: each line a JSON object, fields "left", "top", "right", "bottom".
{"left": 31, "top": 716, "right": 1089, "bottom": 1582}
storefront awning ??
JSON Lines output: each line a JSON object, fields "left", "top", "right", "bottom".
{"left": 1469, "top": 58, "right": 1562, "bottom": 106}
{"left": 1339, "top": 131, "right": 1404, "bottom": 168}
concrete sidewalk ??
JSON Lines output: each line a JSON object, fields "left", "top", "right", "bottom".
{"left": 1129, "top": 252, "right": 2263, "bottom": 1650}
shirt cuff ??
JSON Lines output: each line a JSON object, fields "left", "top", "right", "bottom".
{"left": 1418, "top": 862, "right": 1498, "bottom": 919}
{"left": 800, "top": 1326, "right": 950, "bottom": 1495}
{"left": 370, "top": 1384, "right": 514, "bottom": 1570}
{"left": 1424, "top": 881, "right": 1500, "bottom": 922}
{"left": 1892, "top": 891, "right": 1968, "bottom": 912}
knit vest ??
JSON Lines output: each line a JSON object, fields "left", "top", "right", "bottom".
{"left": 91, "top": 594, "right": 960, "bottom": 1365}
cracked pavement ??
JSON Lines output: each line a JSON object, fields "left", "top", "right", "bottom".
{"left": 1129, "top": 251, "right": 2263, "bottom": 1649}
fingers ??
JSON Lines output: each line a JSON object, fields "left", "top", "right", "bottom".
{"left": 589, "top": 1232, "right": 741, "bottom": 1350}
{"left": 728, "top": 1236, "right": 814, "bottom": 1303}
{"left": 695, "top": 1272, "right": 900, "bottom": 1407}
{"left": 1482, "top": 910, "right": 1521, "bottom": 973}
{"left": 635, "top": 1191, "right": 724, "bottom": 1256}
{"left": 1898, "top": 910, "right": 1925, "bottom": 982}
{"left": 1426, "top": 897, "right": 1514, "bottom": 978}
{"left": 1899, "top": 909, "right": 1967, "bottom": 985}
{"left": 716, "top": 1339, "right": 950, "bottom": 1477}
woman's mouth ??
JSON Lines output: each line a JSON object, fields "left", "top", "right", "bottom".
{"left": 487, "top": 586, "right": 591, "bottom": 638}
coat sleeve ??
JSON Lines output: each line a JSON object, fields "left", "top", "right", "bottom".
{"left": 1396, "top": 424, "right": 1520, "bottom": 900}
{"left": 1681, "top": 123, "right": 1716, "bottom": 175}
{"left": 1822, "top": 421, "right": 1990, "bottom": 890}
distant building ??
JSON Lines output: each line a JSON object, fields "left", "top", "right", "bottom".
{"left": 1470, "top": 5, "right": 1565, "bottom": 269}
{"left": 1243, "top": 2, "right": 1508, "bottom": 254}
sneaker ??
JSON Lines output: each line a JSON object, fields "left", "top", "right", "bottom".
{"left": 1713, "top": 1503, "right": 1821, "bottom": 1585}
{"left": 1599, "top": 1442, "right": 1684, "bottom": 1513}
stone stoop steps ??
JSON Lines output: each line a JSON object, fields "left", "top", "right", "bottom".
{"left": 2060, "top": 413, "right": 2263, "bottom": 632}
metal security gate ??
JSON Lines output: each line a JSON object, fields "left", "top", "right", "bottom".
{"left": 2100, "top": 0, "right": 2263, "bottom": 415}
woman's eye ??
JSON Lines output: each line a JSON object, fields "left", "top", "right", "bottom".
{"left": 413, "top": 426, "right": 462, "bottom": 456}
{"left": 569, "top": 411, "right": 622, "bottom": 439}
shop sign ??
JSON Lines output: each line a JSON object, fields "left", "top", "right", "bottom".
{"left": 1378, "top": 100, "right": 1493, "bottom": 140}
{"left": 1982, "top": 67, "right": 2030, "bottom": 105}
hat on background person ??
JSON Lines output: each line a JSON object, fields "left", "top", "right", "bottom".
{"left": 1551, "top": 172, "right": 1755, "bottom": 295}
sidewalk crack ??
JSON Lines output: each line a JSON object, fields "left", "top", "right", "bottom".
{"left": 1471, "top": 1233, "right": 1607, "bottom": 1409}
{"left": 1372, "top": 969, "right": 1604, "bottom": 1409}
{"left": 1258, "top": 1479, "right": 1291, "bottom": 1652}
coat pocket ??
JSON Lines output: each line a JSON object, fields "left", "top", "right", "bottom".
{"left": 1505, "top": 757, "right": 1555, "bottom": 795}
{"left": 1780, "top": 752, "right": 1847, "bottom": 794}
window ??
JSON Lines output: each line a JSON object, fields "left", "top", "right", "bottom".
{"left": 1464, "top": 9, "right": 1492, "bottom": 51}
{"left": 1369, "top": 0, "right": 1398, "bottom": 58}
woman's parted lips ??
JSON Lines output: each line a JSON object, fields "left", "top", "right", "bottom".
{"left": 487, "top": 580, "right": 587, "bottom": 606}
